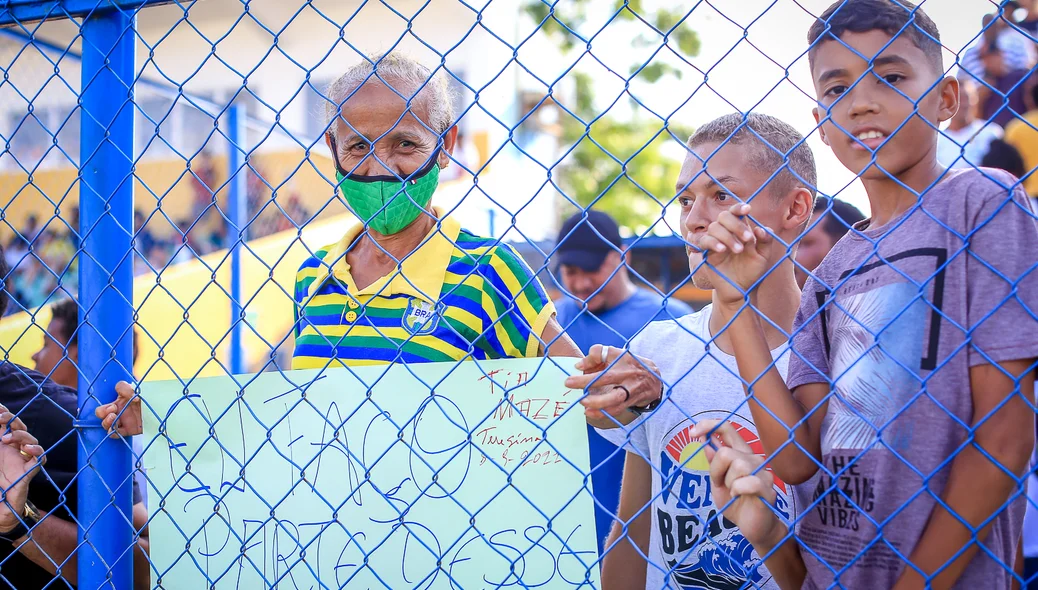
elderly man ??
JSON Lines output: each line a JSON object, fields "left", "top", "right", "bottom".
{"left": 290, "top": 52, "right": 580, "bottom": 366}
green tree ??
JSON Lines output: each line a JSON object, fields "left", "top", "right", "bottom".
{"left": 522, "top": 1, "right": 700, "bottom": 233}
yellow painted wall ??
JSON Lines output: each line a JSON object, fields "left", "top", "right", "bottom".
{"left": 0, "top": 211, "right": 353, "bottom": 381}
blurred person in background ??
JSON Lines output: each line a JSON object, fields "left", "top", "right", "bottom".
{"left": 27, "top": 298, "right": 151, "bottom": 585}
{"left": 1004, "top": 83, "right": 1038, "bottom": 196}
{"left": 794, "top": 198, "right": 865, "bottom": 289}
{"left": 555, "top": 210, "right": 693, "bottom": 352}
{"left": 0, "top": 253, "right": 149, "bottom": 589}
{"left": 981, "top": 137, "right": 1027, "bottom": 178}
{"left": 938, "top": 82, "right": 1004, "bottom": 169}
{"left": 1009, "top": 0, "right": 1038, "bottom": 38}
{"left": 975, "top": 43, "right": 1034, "bottom": 128}
{"left": 553, "top": 208, "right": 693, "bottom": 553}
{"left": 959, "top": 12, "right": 1036, "bottom": 87}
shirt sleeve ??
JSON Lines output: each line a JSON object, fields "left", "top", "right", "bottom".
{"left": 965, "top": 173, "right": 1038, "bottom": 366}
{"left": 594, "top": 417, "right": 650, "bottom": 458}
{"left": 483, "top": 244, "right": 556, "bottom": 358}
{"left": 786, "top": 277, "right": 834, "bottom": 391}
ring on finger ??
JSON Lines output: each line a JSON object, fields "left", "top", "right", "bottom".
{"left": 612, "top": 385, "right": 631, "bottom": 402}
{"left": 600, "top": 345, "right": 610, "bottom": 365}
{"left": 18, "top": 449, "right": 32, "bottom": 461}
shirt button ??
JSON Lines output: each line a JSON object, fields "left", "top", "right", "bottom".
{"left": 344, "top": 311, "right": 358, "bottom": 323}
{"left": 347, "top": 299, "right": 359, "bottom": 309}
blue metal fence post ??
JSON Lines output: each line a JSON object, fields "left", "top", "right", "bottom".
{"left": 228, "top": 104, "right": 246, "bottom": 375}
{"left": 77, "top": 8, "right": 136, "bottom": 590}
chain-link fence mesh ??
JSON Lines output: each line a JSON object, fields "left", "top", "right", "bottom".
{"left": 0, "top": 0, "right": 1035, "bottom": 588}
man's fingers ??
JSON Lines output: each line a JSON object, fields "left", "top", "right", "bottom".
{"left": 717, "top": 210, "right": 755, "bottom": 244}
{"left": 729, "top": 474, "right": 777, "bottom": 504}
{"left": 728, "top": 202, "right": 752, "bottom": 218}
{"left": 2, "top": 430, "right": 38, "bottom": 448}
{"left": 115, "top": 380, "right": 137, "bottom": 400}
{"left": 565, "top": 368, "right": 626, "bottom": 391}
{"left": 94, "top": 403, "right": 112, "bottom": 421}
{"left": 0, "top": 413, "right": 27, "bottom": 435}
{"left": 579, "top": 386, "right": 630, "bottom": 412}
{"left": 101, "top": 414, "right": 118, "bottom": 435}
{"left": 708, "top": 446, "right": 737, "bottom": 492}
{"left": 753, "top": 225, "right": 773, "bottom": 245}
{"left": 694, "top": 420, "right": 755, "bottom": 454}
{"left": 18, "top": 444, "right": 45, "bottom": 459}
{"left": 706, "top": 222, "right": 745, "bottom": 254}
{"left": 697, "top": 234, "right": 727, "bottom": 254}
{"left": 572, "top": 344, "right": 619, "bottom": 372}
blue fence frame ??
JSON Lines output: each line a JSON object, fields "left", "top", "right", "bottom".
{"left": 0, "top": 0, "right": 1035, "bottom": 588}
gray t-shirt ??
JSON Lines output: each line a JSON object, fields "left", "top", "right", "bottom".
{"left": 597, "top": 305, "right": 794, "bottom": 590}
{"left": 787, "top": 167, "right": 1038, "bottom": 589}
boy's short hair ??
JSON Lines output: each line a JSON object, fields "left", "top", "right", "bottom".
{"left": 687, "top": 113, "right": 818, "bottom": 199}
{"left": 807, "top": 0, "right": 943, "bottom": 75}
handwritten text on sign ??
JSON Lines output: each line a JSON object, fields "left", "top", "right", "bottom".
{"left": 142, "top": 359, "right": 600, "bottom": 589}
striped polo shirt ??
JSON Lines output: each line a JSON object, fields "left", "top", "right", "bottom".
{"left": 292, "top": 213, "right": 556, "bottom": 368}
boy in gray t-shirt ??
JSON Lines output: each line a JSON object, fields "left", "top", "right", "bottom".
{"left": 697, "top": 2, "right": 1038, "bottom": 589}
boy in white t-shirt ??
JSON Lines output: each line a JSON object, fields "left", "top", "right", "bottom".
{"left": 570, "top": 112, "right": 817, "bottom": 589}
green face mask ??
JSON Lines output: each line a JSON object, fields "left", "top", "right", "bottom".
{"left": 331, "top": 139, "right": 441, "bottom": 235}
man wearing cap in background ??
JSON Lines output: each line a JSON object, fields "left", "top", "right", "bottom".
{"left": 553, "top": 209, "right": 693, "bottom": 552}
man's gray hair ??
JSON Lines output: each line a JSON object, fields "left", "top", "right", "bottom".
{"left": 687, "top": 113, "right": 817, "bottom": 198}
{"left": 324, "top": 52, "right": 456, "bottom": 136}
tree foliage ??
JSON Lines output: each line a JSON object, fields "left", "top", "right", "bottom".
{"left": 521, "top": 1, "right": 700, "bottom": 233}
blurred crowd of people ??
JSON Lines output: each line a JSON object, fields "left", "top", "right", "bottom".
{"left": 3, "top": 152, "right": 311, "bottom": 315}
{"left": 940, "top": 2, "right": 1038, "bottom": 193}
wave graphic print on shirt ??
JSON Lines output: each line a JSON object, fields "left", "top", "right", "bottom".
{"left": 825, "top": 281, "right": 927, "bottom": 454}
{"left": 657, "top": 411, "right": 794, "bottom": 590}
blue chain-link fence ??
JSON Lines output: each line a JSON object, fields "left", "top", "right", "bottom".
{"left": 0, "top": 0, "right": 1035, "bottom": 588}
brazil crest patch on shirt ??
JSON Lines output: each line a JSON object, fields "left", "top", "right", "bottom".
{"left": 403, "top": 298, "right": 440, "bottom": 335}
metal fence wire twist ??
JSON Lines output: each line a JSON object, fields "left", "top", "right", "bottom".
{"left": 0, "top": 0, "right": 1035, "bottom": 589}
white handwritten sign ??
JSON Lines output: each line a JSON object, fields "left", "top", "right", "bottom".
{"left": 142, "top": 359, "right": 601, "bottom": 589}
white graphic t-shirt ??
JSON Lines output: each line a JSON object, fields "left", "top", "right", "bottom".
{"left": 597, "top": 305, "right": 794, "bottom": 590}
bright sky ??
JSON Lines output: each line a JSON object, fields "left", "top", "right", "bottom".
{"left": 530, "top": 0, "right": 1004, "bottom": 219}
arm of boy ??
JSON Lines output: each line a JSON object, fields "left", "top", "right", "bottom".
{"left": 699, "top": 204, "right": 826, "bottom": 484}
{"left": 892, "top": 359, "right": 1035, "bottom": 590}
{"left": 600, "top": 451, "right": 652, "bottom": 589}
{"left": 695, "top": 420, "right": 806, "bottom": 590}
{"left": 896, "top": 179, "right": 1038, "bottom": 589}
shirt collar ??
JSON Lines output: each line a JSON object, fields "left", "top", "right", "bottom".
{"left": 315, "top": 208, "right": 460, "bottom": 302}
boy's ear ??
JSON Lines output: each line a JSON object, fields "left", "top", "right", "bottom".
{"left": 812, "top": 107, "right": 830, "bottom": 146}
{"left": 935, "top": 76, "right": 960, "bottom": 124}
{"left": 785, "top": 187, "right": 815, "bottom": 232}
